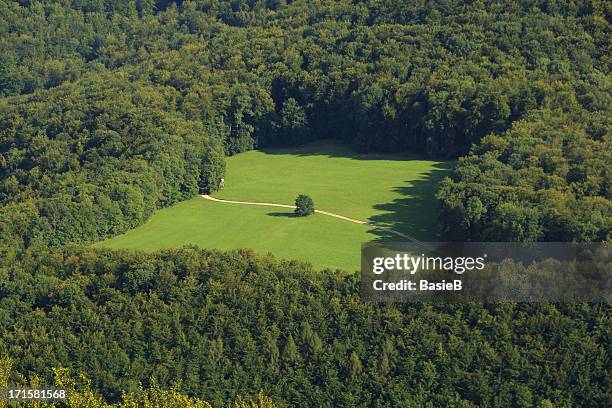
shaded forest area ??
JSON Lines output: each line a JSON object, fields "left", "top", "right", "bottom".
{"left": 0, "top": 1, "right": 610, "bottom": 406}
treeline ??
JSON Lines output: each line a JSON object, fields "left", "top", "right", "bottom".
{"left": 0, "top": 247, "right": 609, "bottom": 406}
{"left": 0, "top": 73, "right": 225, "bottom": 255}
{"left": 438, "top": 106, "right": 611, "bottom": 242}
{"left": 1, "top": 0, "right": 608, "bottom": 155}
{"left": 0, "top": 2, "right": 609, "bottom": 406}
{"left": 1, "top": 0, "right": 609, "bottom": 244}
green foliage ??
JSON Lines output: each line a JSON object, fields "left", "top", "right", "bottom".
{"left": 0, "top": 248, "right": 609, "bottom": 406}
{"left": 2, "top": 0, "right": 608, "bottom": 157}
{"left": 200, "top": 143, "right": 227, "bottom": 193}
{"left": 1, "top": 0, "right": 609, "bottom": 248}
{"left": 438, "top": 109, "right": 611, "bottom": 241}
{"left": 0, "top": 355, "right": 277, "bottom": 408}
{"left": 0, "top": 1, "right": 610, "bottom": 406}
{"left": 0, "top": 74, "right": 225, "bottom": 251}
{"left": 294, "top": 194, "right": 314, "bottom": 217}
{"left": 266, "top": 98, "right": 310, "bottom": 146}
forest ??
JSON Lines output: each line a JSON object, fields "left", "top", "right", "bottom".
{"left": 0, "top": 0, "right": 610, "bottom": 406}
{"left": 1, "top": 247, "right": 610, "bottom": 406}
{"left": 1, "top": 0, "right": 610, "bottom": 249}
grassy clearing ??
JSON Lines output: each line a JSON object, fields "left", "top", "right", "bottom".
{"left": 95, "top": 197, "right": 380, "bottom": 271}
{"left": 217, "top": 141, "right": 452, "bottom": 239}
{"left": 96, "top": 141, "right": 452, "bottom": 271}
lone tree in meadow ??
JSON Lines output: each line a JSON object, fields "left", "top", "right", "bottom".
{"left": 295, "top": 194, "right": 315, "bottom": 217}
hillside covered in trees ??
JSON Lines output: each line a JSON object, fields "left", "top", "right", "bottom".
{"left": 0, "top": 0, "right": 610, "bottom": 406}
{"left": 2, "top": 247, "right": 610, "bottom": 406}
{"left": 1, "top": 0, "right": 610, "bottom": 247}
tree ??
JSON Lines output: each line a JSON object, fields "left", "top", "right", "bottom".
{"left": 282, "top": 334, "right": 299, "bottom": 366}
{"left": 225, "top": 89, "right": 256, "bottom": 155}
{"left": 294, "top": 194, "right": 314, "bottom": 217}
{"left": 278, "top": 98, "right": 310, "bottom": 146}
{"left": 200, "top": 142, "right": 226, "bottom": 193}
{"left": 347, "top": 351, "right": 363, "bottom": 382}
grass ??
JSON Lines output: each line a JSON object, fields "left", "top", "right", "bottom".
{"left": 95, "top": 197, "right": 379, "bottom": 271}
{"left": 217, "top": 141, "right": 452, "bottom": 238}
{"left": 96, "top": 141, "right": 452, "bottom": 271}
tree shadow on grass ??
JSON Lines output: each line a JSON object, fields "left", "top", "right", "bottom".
{"left": 259, "top": 139, "right": 438, "bottom": 162}
{"left": 258, "top": 141, "right": 454, "bottom": 242}
{"left": 366, "top": 161, "right": 455, "bottom": 243}
{"left": 267, "top": 211, "right": 298, "bottom": 218}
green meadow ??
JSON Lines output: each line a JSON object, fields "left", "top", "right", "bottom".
{"left": 96, "top": 142, "right": 452, "bottom": 271}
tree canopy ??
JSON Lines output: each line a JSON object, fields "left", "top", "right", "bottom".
{"left": 0, "top": 1, "right": 609, "bottom": 406}
{"left": 0, "top": 247, "right": 609, "bottom": 406}
{"left": 0, "top": 0, "right": 609, "bottom": 247}
{"left": 294, "top": 194, "right": 314, "bottom": 216}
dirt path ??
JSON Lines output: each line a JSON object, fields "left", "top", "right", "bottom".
{"left": 201, "top": 194, "right": 425, "bottom": 244}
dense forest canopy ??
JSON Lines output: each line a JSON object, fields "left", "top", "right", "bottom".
{"left": 1, "top": 354, "right": 280, "bottom": 407}
{"left": 1, "top": 247, "right": 610, "bottom": 406}
{"left": 0, "top": 0, "right": 609, "bottom": 248}
{"left": 0, "top": 0, "right": 610, "bottom": 406}
{"left": 0, "top": 74, "right": 226, "bottom": 255}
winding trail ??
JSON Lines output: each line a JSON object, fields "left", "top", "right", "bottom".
{"left": 201, "top": 194, "right": 425, "bottom": 245}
